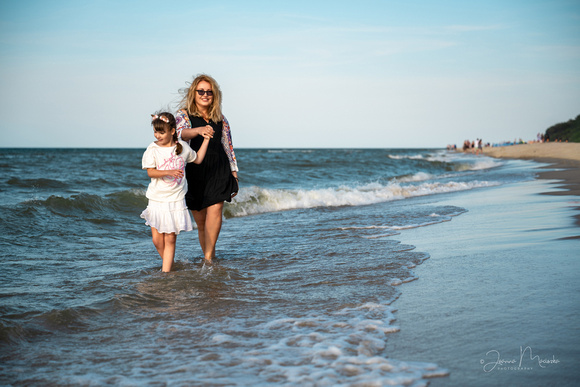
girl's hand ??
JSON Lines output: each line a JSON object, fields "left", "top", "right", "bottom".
{"left": 165, "top": 169, "right": 184, "bottom": 179}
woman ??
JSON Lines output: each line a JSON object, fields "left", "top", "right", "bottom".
{"left": 176, "top": 74, "right": 239, "bottom": 263}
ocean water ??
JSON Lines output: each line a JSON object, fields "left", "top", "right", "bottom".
{"left": 0, "top": 148, "right": 537, "bottom": 386}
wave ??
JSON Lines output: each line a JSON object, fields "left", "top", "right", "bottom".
{"left": 337, "top": 210, "right": 466, "bottom": 233}
{"left": 267, "top": 149, "right": 314, "bottom": 154}
{"left": 469, "top": 159, "right": 503, "bottom": 170}
{"left": 387, "top": 153, "right": 426, "bottom": 160}
{"left": 0, "top": 318, "right": 28, "bottom": 346}
{"left": 455, "top": 159, "right": 503, "bottom": 171}
{"left": 7, "top": 177, "right": 69, "bottom": 189}
{"left": 387, "top": 152, "right": 502, "bottom": 174}
{"left": 391, "top": 171, "right": 435, "bottom": 183}
{"left": 25, "top": 189, "right": 147, "bottom": 217}
{"left": 0, "top": 306, "right": 105, "bottom": 348}
{"left": 225, "top": 180, "right": 498, "bottom": 217}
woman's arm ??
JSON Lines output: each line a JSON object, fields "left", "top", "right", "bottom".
{"left": 221, "top": 116, "right": 239, "bottom": 173}
{"left": 176, "top": 110, "right": 214, "bottom": 142}
{"left": 180, "top": 126, "right": 214, "bottom": 142}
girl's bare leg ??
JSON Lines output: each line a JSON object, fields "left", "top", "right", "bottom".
{"left": 151, "top": 227, "right": 176, "bottom": 272}
{"left": 151, "top": 227, "right": 165, "bottom": 258}
{"left": 161, "top": 233, "right": 177, "bottom": 272}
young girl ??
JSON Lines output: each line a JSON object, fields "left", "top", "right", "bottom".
{"left": 141, "top": 112, "right": 211, "bottom": 272}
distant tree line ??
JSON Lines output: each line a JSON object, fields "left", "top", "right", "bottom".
{"left": 544, "top": 114, "right": 580, "bottom": 142}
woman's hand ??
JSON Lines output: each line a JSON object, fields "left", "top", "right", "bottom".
{"left": 197, "top": 125, "right": 214, "bottom": 138}
{"left": 180, "top": 125, "right": 214, "bottom": 141}
{"left": 231, "top": 172, "right": 239, "bottom": 198}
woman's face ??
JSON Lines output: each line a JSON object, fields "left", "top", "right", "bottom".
{"left": 194, "top": 80, "right": 213, "bottom": 111}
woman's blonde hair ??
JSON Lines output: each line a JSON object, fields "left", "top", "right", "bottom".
{"left": 179, "top": 74, "right": 223, "bottom": 122}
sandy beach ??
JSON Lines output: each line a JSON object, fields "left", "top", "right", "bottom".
{"left": 482, "top": 142, "right": 580, "bottom": 162}
{"left": 387, "top": 143, "right": 580, "bottom": 386}
{"left": 482, "top": 143, "right": 580, "bottom": 196}
{"left": 483, "top": 142, "right": 580, "bottom": 224}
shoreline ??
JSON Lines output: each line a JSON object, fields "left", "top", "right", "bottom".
{"left": 481, "top": 142, "right": 580, "bottom": 195}
{"left": 387, "top": 163, "right": 580, "bottom": 385}
{"left": 481, "top": 142, "right": 580, "bottom": 162}
{"left": 480, "top": 142, "right": 580, "bottom": 228}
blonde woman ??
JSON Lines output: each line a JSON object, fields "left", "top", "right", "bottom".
{"left": 176, "top": 74, "right": 239, "bottom": 263}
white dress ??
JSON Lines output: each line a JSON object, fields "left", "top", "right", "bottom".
{"left": 140, "top": 141, "right": 197, "bottom": 234}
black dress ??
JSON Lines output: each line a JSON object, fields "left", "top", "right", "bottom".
{"left": 185, "top": 115, "right": 238, "bottom": 211}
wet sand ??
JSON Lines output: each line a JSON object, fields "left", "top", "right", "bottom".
{"left": 387, "top": 148, "right": 580, "bottom": 386}
{"left": 483, "top": 142, "right": 580, "bottom": 225}
{"left": 483, "top": 143, "right": 580, "bottom": 196}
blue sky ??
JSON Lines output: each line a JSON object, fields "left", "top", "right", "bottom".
{"left": 1, "top": 0, "right": 579, "bottom": 148}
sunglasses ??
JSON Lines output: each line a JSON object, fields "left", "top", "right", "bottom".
{"left": 196, "top": 89, "right": 213, "bottom": 96}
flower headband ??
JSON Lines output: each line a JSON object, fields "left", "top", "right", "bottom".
{"left": 151, "top": 114, "right": 169, "bottom": 123}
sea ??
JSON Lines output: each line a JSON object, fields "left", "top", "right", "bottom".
{"left": 0, "top": 148, "right": 539, "bottom": 386}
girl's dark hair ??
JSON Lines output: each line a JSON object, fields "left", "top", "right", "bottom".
{"left": 151, "top": 112, "right": 182, "bottom": 155}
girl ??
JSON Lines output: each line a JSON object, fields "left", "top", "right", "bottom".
{"left": 141, "top": 112, "right": 211, "bottom": 272}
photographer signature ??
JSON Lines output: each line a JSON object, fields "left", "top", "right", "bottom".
{"left": 481, "top": 346, "right": 560, "bottom": 372}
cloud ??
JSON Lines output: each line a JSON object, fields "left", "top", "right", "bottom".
{"left": 444, "top": 24, "right": 505, "bottom": 32}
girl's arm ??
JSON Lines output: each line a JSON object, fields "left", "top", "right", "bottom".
{"left": 146, "top": 168, "right": 184, "bottom": 179}
{"left": 176, "top": 110, "right": 214, "bottom": 142}
{"left": 193, "top": 135, "right": 211, "bottom": 165}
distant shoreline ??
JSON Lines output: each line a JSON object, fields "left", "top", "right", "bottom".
{"left": 479, "top": 142, "right": 580, "bottom": 227}
{"left": 481, "top": 142, "right": 580, "bottom": 162}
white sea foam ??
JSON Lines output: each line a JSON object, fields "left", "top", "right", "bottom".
{"left": 226, "top": 180, "right": 499, "bottom": 217}
{"left": 453, "top": 158, "right": 503, "bottom": 172}
{"left": 469, "top": 159, "right": 503, "bottom": 170}
{"left": 203, "top": 302, "right": 446, "bottom": 386}
{"left": 392, "top": 171, "right": 435, "bottom": 183}
{"left": 388, "top": 154, "right": 425, "bottom": 160}
{"left": 55, "top": 299, "right": 448, "bottom": 387}
{"left": 78, "top": 301, "right": 445, "bottom": 386}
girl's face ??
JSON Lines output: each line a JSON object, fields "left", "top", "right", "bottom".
{"left": 194, "top": 80, "right": 214, "bottom": 112}
{"left": 154, "top": 128, "right": 175, "bottom": 147}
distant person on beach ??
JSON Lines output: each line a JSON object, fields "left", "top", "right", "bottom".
{"left": 176, "top": 74, "right": 239, "bottom": 263}
{"left": 141, "top": 112, "right": 211, "bottom": 272}
{"left": 463, "top": 140, "right": 470, "bottom": 151}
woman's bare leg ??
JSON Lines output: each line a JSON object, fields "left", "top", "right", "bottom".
{"left": 203, "top": 202, "right": 224, "bottom": 262}
{"left": 191, "top": 209, "right": 208, "bottom": 256}
{"left": 191, "top": 203, "right": 224, "bottom": 262}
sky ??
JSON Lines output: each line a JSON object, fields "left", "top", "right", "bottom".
{"left": 1, "top": 0, "right": 579, "bottom": 149}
